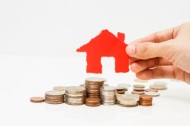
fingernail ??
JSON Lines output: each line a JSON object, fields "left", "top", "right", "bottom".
{"left": 126, "top": 44, "right": 136, "bottom": 55}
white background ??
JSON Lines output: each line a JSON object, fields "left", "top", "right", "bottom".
{"left": 0, "top": 0, "right": 190, "bottom": 126}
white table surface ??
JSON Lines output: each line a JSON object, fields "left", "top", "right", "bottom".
{"left": 0, "top": 55, "right": 190, "bottom": 126}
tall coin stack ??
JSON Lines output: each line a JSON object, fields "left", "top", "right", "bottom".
{"left": 65, "top": 86, "right": 86, "bottom": 105}
{"left": 85, "top": 77, "right": 105, "bottom": 98}
{"left": 45, "top": 90, "right": 64, "bottom": 104}
{"left": 100, "top": 86, "right": 116, "bottom": 105}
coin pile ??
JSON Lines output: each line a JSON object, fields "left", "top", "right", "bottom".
{"left": 117, "top": 96, "right": 138, "bottom": 107}
{"left": 100, "top": 86, "right": 116, "bottom": 105}
{"left": 131, "top": 84, "right": 145, "bottom": 95}
{"left": 139, "top": 95, "right": 153, "bottom": 106}
{"left": 85, "top": 98, "right": 101, "bottom": 107}
{"left": 31, "top": 77, "right": 169, "bottom": 108}
{"left": 85, "top": 77, "right": 105, "bottom": 98}
{"left": 65, "top": 86, "right": 86, "bottom": 105}
{"left": 150, "top": 81, "right": 167, "bottom": 90}
{"left": 45, "top": 90, "right": 64, "bottom": 104}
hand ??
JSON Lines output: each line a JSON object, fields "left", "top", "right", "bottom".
{"left": 126, "top": 22, "right": 190, "bottom": 84}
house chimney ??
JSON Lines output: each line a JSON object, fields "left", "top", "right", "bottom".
{"left": 117, "top": 32, "right": 125, "bottom": 42}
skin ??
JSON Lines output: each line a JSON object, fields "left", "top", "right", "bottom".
{"left": 126, "top": 22, "right": 190, "bottom": 84}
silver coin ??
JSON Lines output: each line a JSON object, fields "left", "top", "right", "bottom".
{"left": 65, "top": 86, "right": 85, "bottom": 93}
{"left": 85, "top": 77, "right": 105, "bottom": 82}
{"left": 45, "top": 90, "right": 64, "bottom": 95}
{"left": 145, "top": 92, "right": 160, "bottom": 97}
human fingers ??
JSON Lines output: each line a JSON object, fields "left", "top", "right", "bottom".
{"left": 130, "top": 25, "right": 180, "bottom": 44}
{"left": 130, "top": 57, "right": 139, "bottom": 64}
{"left": 126, "top": 40, "right": 174, "bottom": 60}
{"left": 131, "top": 58, "right": 172, "bottom": 73}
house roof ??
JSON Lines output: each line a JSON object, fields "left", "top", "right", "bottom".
{"left": 76, "top": 29, "right": 127, "bottom": 54}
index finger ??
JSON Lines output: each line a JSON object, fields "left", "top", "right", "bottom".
{"left": 131, "top": 25, "right": 180, "bottom": 44}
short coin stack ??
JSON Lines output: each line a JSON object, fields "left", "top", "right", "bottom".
{"left": 45, "top": 90, "right": 64, "bottom": 104}
{"left": 145, "top": 85, "right": 160, "bottom": 97}
{"left": 117, "top": 95, "right": 138, "bottom": 107}
{"left": 100, "top": 86, "right": 116, "bottom": 105}
{"left": 139, "top": 95, "right": 153, "bottom": 106}
{"left": 85, "top": 98, "right": 101, "bottom": 107}
{"left": 65, "top": 86, "right": 86, "bottom": 105}
{"left": 115, "top": 86, "right": 126, "bottom": 94}
{"left": 85, "top": 77, "right": 105, "bottom": 98}
{"left": 150, "top": 81, "right": 167, "bottom": 90}
{"left": 132, "top": 84, "right": 145, "bottom": 95}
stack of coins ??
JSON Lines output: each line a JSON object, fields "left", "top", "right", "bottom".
{"left": 117, "top": 96, "right": 138, "bottom": 107}
{"left": 85, "top": 77, "right": 105, "bottom": 98}
{"left": 100, "top": 86, "right": 116, "bottom": 105}
{"left": 131, "top": 84, "right": 145, "bottom": 95}
{"left": 115, "top": 86, "right": 126, "bottom": 94}
{"left": 85, "top": 98, "right": 101, "bottom": 107}
{"left": 119, "top": 94, "right": 140, "bottom": 102}
{"left": 139, "top": 95, "right": 153, "bottom": 106}
{"left": 65, "top": 86, "right": 86, "bottom": 105}
{"left": 45, "top": 90, "right": 64, "bottom": 104}
{"left": 150, "top": 81, "right": 167, "bottom": 90}
{"left": 144, "top": 88, "right": 160, "bottom": 97}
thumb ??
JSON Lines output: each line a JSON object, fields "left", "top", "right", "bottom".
{"left": 126, "top": 42, "right": 170, "bottom": 59}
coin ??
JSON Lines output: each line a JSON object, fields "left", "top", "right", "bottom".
{"left": 117, "top": 90, "right": 126, "bottom": 94}
{"left": 45, "top": 90, "right": 64, "bottom": 104}
{"left": 65, "top": 86, "right": 85, "bottom": 93}
{"left": 133, "top": 84, "right": 145, "bottom": 88}
{"left": 133, "top": 88, "right": 145, "bottom": 91}
{"left": 119, "top": 94, "right": 140, "bottom": 102}
{"left": 85, "top": 77, "right": 105, "bottom": 82}
{"left": 65, "top": 86, "right": 85, "bottom": 105}
{"left": 139, "top": 95, "right": 153, "bottom": 106}
{"left": 140, "top": 95, "right": 153, "bottom": 101}
{"left": 85, "top": 98, "right": 101, "bottom": 107}
{"left": 150, "top": 84, "right": 167, "bottom": 90}
{"left": 117, "top": 83, "right": 131, "bottom": 90}
{"left": 100, "top": 86, "right": 116, "bottom": 105}
{"left": 30, "top": 97, "right": 45, "bottom": 103}
{"left": 145, "top": 88, "right": 158, "bottom": 92}
{"left": 145, "top": 92, "right": 160, "bottom": 97}
{"left": 117, "top": 97, "right": 138, "bottom": 107}
{"left": 131, "top": 90, "right": 145, "bottom": 95}
{"left": 53, "top": 86, "right": 67, "bottom": 92}
{"left": 149, "top": 81, "right": 167, "bottom": 90}
{"left": 85, "top": 77, "right": 105, "bottom": 99}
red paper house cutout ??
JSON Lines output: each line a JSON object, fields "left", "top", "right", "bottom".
{"left": 76, "top": 29, "right": 129, "bottom": 73}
